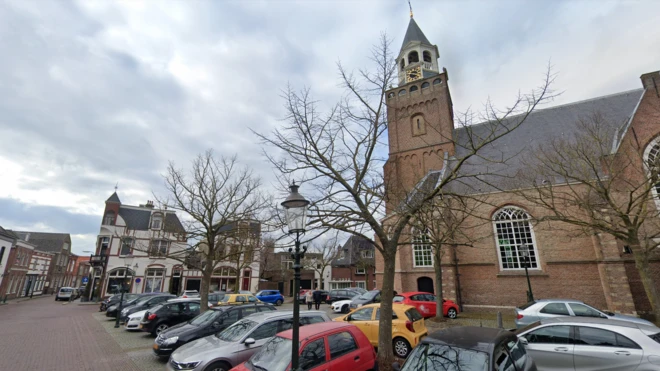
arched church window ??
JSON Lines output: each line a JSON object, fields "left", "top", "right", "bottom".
{"left": 412, "top": 228, "right": 433, "bottom": 267}
{"left": 421, "top": 82, "right": 430, "bottom": 89}
{"left": 409, "top": 85, "right": 418, "bottom": 92}
{"left": 408, "top": 51, "right": 419, "bottom": 64}
{"left": 643, "top": 138, "right": 660, "bottom": 208}
{"left": 400, "top": 59, "right": 405, "bottom": 71}
{"left": 493, "top": 207, "right": 539, "bottom": 270}
{"left": 388, "top": 92, "right": 395, "bottom": 99}
{"left": 433, "top": 78, "right": 442, "bottom": 85}
{"left": 423, "top": 51, "right": 432, "bottom": 63}
{"left": 398, "top": 89, "right": 407, "bottom": 96}
{"left": 411, "top": 114, "right": 425, "bottom": 136}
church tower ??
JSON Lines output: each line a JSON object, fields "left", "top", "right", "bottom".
{"left": 384, "top": 16, "right": 455, "bottom": 213}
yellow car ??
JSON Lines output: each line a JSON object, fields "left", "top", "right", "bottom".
{"left": 216, "top": 293, "right": 261, "bottom": 305}
{"left": 333, "top": 303, "right": 427, "bottom": 358}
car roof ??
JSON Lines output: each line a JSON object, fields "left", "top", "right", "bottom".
{"left": 424, "top": 326, "right": 516, "bottom": 353}
{"left": 398, "top": 291, "right": 432, "bottom": 297}
{"left": 243, "top": 310, "right": 326, "bottom": 323}
{"left": 209, "top": 303, "right": 272, "bottom": 312}
{"left": 534, "top": 299, "right": 585, "bottom": 303}
{"left": 167, "top": 298, "right": 201, "bottom": 303}
{"left": 535, "top": 316, "right": 659, "bottom": 331}
{"left": 279, "top": 322, "right": 355, "bottom": 340}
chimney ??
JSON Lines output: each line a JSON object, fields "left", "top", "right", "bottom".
{"left": 641, "top": 70, "right": 660, "bottom": 98}
{"left": 145, "top": 200, "right": 154, "bottom": 208}
{"left": 25, "top": 232, "right": 30, "bottom": 241}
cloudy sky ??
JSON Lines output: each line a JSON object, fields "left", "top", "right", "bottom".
{"left": 1, "top": 0, "right": 659, "bottom": 255}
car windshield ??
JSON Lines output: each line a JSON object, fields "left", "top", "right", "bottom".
{"left": 514, "top": 321, "right": 542, "bottom": 336}
{"left": 393, "top": 295, "right": 404, "bottom": 302}
{"left": 247, "top": 336, "right": 291, "bottom": 371}
{"left": 517, "top": 301, "right": 537, "bottom": 310}
{"left": 189, "top": 310, "right": 221, "bottom": 326}
{"left": 358, "top": 290, "right": 379, "bottom": 300}
{"left": 401, "top": 343, "right": 489, "bottom": 371}
{"left": 405, "top": 308, "right": 423, "bottom": 321}
{"left": 61, "top": 288, "right": 73, "bottom": 292}
{"left": 350, "top": 294, "right": 361, "bottom": 300}
{"left": 150, "top": 304, "right": 165, "bottom": 313}
{"left": 256, "top": 291, "right": 265, "bottom": 296}
{"left": 134, "top": 296, "right": 155, "bottom": 306}
{"left": 216, "top": 319, "right": 258, "bottom": 342}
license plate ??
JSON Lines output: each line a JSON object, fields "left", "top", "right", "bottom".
{"left": 153, "top": 344, "right": 159, "bottom": 350}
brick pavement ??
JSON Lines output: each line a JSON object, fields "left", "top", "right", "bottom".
{"left": 0, "top": 295, "right": 140, "bottom": 371}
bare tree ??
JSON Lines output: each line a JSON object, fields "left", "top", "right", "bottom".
{"left": 149, "top": 150, "right": 271, "bottom": 311}
{"left": 302, "top": 233, "right": 342, "bottom": 290}
{"left": 516, "top": 113, "right": 660, "bottom": 319}
{"left": 256, "top": 34, "right": 553, "bottom": 369}
{"left": 411, "top": 195, "right": 487, "bottom": 321}
{"left": 259, "top": 238, "right": 278, "bottom": 280}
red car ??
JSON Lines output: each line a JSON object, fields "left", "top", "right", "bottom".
{"left": 231, "top": 322, "right": 377, "bottom": 371}
{"left": 394, "top": 291, "right": 459, "bottom": 319}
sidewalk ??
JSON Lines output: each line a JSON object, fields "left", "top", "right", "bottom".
{"left": 0, "top": 293, "right": 53, "bottom": 305}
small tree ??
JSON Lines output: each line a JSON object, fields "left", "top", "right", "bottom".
{"left": 517, "top": 113, "right": 660, "bottom": 319}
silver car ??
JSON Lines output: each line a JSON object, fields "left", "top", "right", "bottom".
{"left": 516, "top": 317, "right": 660, "bottom": 371}
{"left": 167, "top": 310, "right": 331, "bottom": 371}
{"left": 515, "top": 299, "right": 655, "bottom": 328}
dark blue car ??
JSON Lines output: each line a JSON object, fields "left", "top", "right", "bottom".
{"left": 255, "top": 290, "right": 284, "bottom": 306}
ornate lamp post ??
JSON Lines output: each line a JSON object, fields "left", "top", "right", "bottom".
{"left": 520, "top": 246, "right": 535, "bottom": 303}
{"left": 281, "top": 182, "right": 310, "bottom": 371}
{"left": 114, "top": 256, "right": 137, "bottom": 328}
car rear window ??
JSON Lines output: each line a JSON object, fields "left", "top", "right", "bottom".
{"left": 517, "top": 301, "right": 537, "bottom": 310}
{"left": 393, "top": 296, "right": 404, "bottom": 302}
{"left": 405, "top": 308, "right": 424, "bottom": 322}
{"left": 649, "top": 333, "right": 660, "bottom": 344}
{"left": 61, "top": 288, "right": 73, "bottom": 292}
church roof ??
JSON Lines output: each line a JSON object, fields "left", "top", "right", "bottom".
{"left": 447, "top": 88, "right": 645, "bottom": 194}
{"left": 117, "top": 207, "right": 185, "bottom": 233}
{"left": 400, "top": 18, "right": 432, "bottom": 52}
{"left": 106, "top": 192, "right": 121, "bottom": 203}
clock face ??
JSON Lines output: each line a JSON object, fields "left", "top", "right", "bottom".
{"left": 406, "top": 66, "right": 421, "bottom": 83}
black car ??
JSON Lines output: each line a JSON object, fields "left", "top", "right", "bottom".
{"left": 327, "top": 289, "right": 363, "bottom": 304}
{"left": 100, "top": 293, "right": 138, "bottom": 312}
{"left": 349, "top": 289, "right": 381, "bottom": 310}
{"left": 394, "top": 326, "right": 537, "bottom": 371}
{"left": 106, "top": 296, "right": 144, "bottom": 318}
{"left": 119, "top": 294, "right": 175, "bottom": 323}
{"left": 153, "top": 302, "right": 277, "bottom": 357}
{"left": 139, "top": 299, "right": 201, "bottom": 336}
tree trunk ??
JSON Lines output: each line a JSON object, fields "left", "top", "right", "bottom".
{"left": 632, "top": 243, "right": 660, "bottom": 321}
{"left": 433, "top": 248, "right": 446, "bottom": 322}
{"left": 377, "top": 245, "right": 396, "bottom": 371}
{"left": 200, "top": 264, "right": 212, "bottom": 312}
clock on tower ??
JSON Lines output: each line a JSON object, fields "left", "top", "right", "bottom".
{"left": 406, "top": 66, "right": 422, "bottom": 83}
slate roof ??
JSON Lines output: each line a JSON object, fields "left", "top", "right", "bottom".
{"left": 0, "top": 226, "right": 17, "bottom": 241}
{"left": 400, "top": 18, "right": 432, "bottom": 52}
{"left": 408, "top": 88, "right": 645, "bottom": 197}
{"left": 117, "top": 207, "right": 185, "bottom": 233}
{"left": 13, "top": 231, "right": 70, "bottom": 253}
{"left": 332, "top": 235, "right": 375, "bottom": 267}
{"left": 106, "top": 192, "right": 121, "bottom": 203}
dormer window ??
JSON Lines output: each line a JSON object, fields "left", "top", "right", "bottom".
{"left": 408, "top": 51, "right": 419, "bottom": 64}
{"left": 103, "top": 212, "right": 115, "bottom": 225}
{"left": 423, "top": 51, "right": 432, "bottom": 63}
{"left": 151, "top": 213, "right": 163, "bottom": 230}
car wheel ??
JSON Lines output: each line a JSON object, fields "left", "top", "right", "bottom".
{"left": 341, "top": 304, "right": 349, "bottom": 314}
{"left": 447, "top": 308, "right": 458, "bottom": 319}
{"left": 275, "top": 299, "right": 283, "bottom": 306}
{"left": 155, "top": 323, "right": 169, "bottom": 335}
{"left": 55, "top": 297, "right": 59, "bottom": 301}
{"left": 393, "top": 337, "right": 412, "bottom": 358}
{"left": 204, "top": 360, "right": 231, "bottom": 371}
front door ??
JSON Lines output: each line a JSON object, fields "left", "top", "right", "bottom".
{"left": 417, "top": 277, "right": 434, "bottom": 294}
{"left": 522, "top": 325, "right": 575, "bottom": 371}
{"left": 347, "top": 307, "right": 376, "bottom": 346}
{"left": 170, "top": 277, "right": 181, "bottom": 295}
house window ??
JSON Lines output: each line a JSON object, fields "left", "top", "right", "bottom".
{"left": 356, "top": 267, "right": 366, "bottom": 274}
{"left": 493, "top": 207, "right": 539, "bottom": 270}
{"left": 99, "top": 237, "right": 110, "bottom": 254}
{"left": 120, "top": 238, "right": 133, "bottom": 256}
{"left": 103, "top": 212, "right": 115, "bottom": 225}
{"left": 330, "top": 282, "right": 352, "bottom": 290}
{"left": 356, "top": 281, "right": 366, "bottom": 289}
{"left": 151, "top": 213, "right": 163, "bottom": 230}
{"left": 644, "top": 140, "right": 660, "bottom": 208}
{"left": 150, "top": 240, "right": 168, "bottom": 257}
{"left": 15, "top": 251, "right": 21, "bottom": 265}
{"left": 361, "top": 250, "right": 373, "bottom": 258}
{"left": 144, "top": 268, "right": 164, "bottom": 293}
{"left": 412, "top": 229, "right": 433, "bottom": 267}
{"left": 281, "top": 261, "right": 293, "bottom": 270}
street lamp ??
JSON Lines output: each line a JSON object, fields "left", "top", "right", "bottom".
{"left": 520, "top": 246, "right": 535, "bottom": 303}
{"left": 281, "top": 182, "right": 310, "bottom": 371}
{"left": 114, "top": 255, "right": 136, "bottom": 328}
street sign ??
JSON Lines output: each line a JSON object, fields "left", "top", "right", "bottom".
{"left": 82, "top": 277, "right": 89, "bottom": 284}
{"left": 135, "top": 278, "right": 141, "bottom": 283}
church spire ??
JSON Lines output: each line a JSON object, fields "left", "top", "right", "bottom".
{"left": 397, "top": 17, "right": 440, "bottom": 85}
{"left": 408, "top": 0, "right": 413, "bottom": 18}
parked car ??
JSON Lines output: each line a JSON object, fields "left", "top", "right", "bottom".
{"left": 255, "top": 290, "right": 284, "bottom": 306}
{"left": 238, "top": 290, "right": 253, "bottom": 295}
{"left": 139, "top": 299, "right": 201, "bottom": 336}
{"left": 155, "top": 303, "right": 277, "bottom": 357}
{"left": 55, "top": 287, "right": 76, "bottom": 301}
{"left": 119, "top": 293, "right": 176, "bottom": 323}
{"left": 106, "top": 293, "right": 160, "bottom": 318}
{"left": 515, "top": 299, "right": 656, "bottom": 328}
{"left": 334, "top": 303, "right": 427, "bottom": 358}
{"left": 180, "top": 290, "right": 200, "bottom": 298}
{"left": 125, "top": 309, "right": 148, "bottom": 331}
{"left": 217, "top": 293, "right": 261, "bottom": 305}
{"left": 100, "top": 293, "right": 139, "bottom": 312}
{"left": 394, "top": 291, "right": 460, "bottom": 319}
{"left": 516, "top": 317, "right": 660, "bottom": 371}
{"left": 331, "top": 294, "right": 361, "bottom": 314}
{"left": 349, "top": 289, "right": 381, "bottom": 310}
{"left": 327, "top": 289, "right": 364, "bottom": 304}
{"left": 207, "top": 292, "right": 226, "bottom": 307}
{"left": 168, "top": 310, "right": 331, "bottom": 371}
{"left": 394, "top": 326, "right": 537, "bottom": 371}
{"left": 231, "top": 322, "right": 378, "bottom": 371}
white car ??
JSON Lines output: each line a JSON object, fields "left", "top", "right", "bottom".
{"left": 180, "top": 290, "right": 200, "bottom": 298}
{"left": 331, "top": 299, "right": 354, "bottom": 314}
{"left": 125, "top": 309, "right": 148, "bottom": 331}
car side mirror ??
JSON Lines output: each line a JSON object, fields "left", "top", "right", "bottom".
{"left": 244, "top": 338, "right": 255, "bottom": 346}
{"left": 519, "top": 337, "right": 528, "bottom": 345}
{"left": 345, "top": 315, "right": 352, "bottom": 321}
{"left": 392, "top": 362, "right": 401, "bottom": 371}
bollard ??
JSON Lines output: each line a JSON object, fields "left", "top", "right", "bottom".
{"left": 497, "top": 311, "right": 504, "bottom": 329}
{"left": 2, "top": 295, "right": 6, "bottom": 303}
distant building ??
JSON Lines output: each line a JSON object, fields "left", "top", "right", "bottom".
{"left": 26, "top": 249, "right": 54, "bottom": 296}
{"left": 330, "top": 236, "right": 376, "bottom": 291}
{"left": 13, "top": 231, "right": 73, "bottom": 293}
{"left": 259, "top": 248, "right": 323, "bottom": 296}
{"left": 0, "top": 227, "right": 36, "bottom": 299}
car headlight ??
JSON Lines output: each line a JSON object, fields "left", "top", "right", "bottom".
{"left": 121, "top": 309, "right": 129, "bottom": 315}
{"left": 175, "top": 361, "right": 200, "bottom": 370}
{"left": 162, "top": 336, "right": 178, "bottom": 345}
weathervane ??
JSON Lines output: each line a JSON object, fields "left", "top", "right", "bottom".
{"left": 114, "top": 182, "right": 119, "bottom": 192}
{"left": 408, "top": 0, "right": 413, "bottom": 18}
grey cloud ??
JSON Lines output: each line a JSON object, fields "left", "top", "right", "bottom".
{"left": 0, "top": 197, "right": 99, "bottom": 235}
